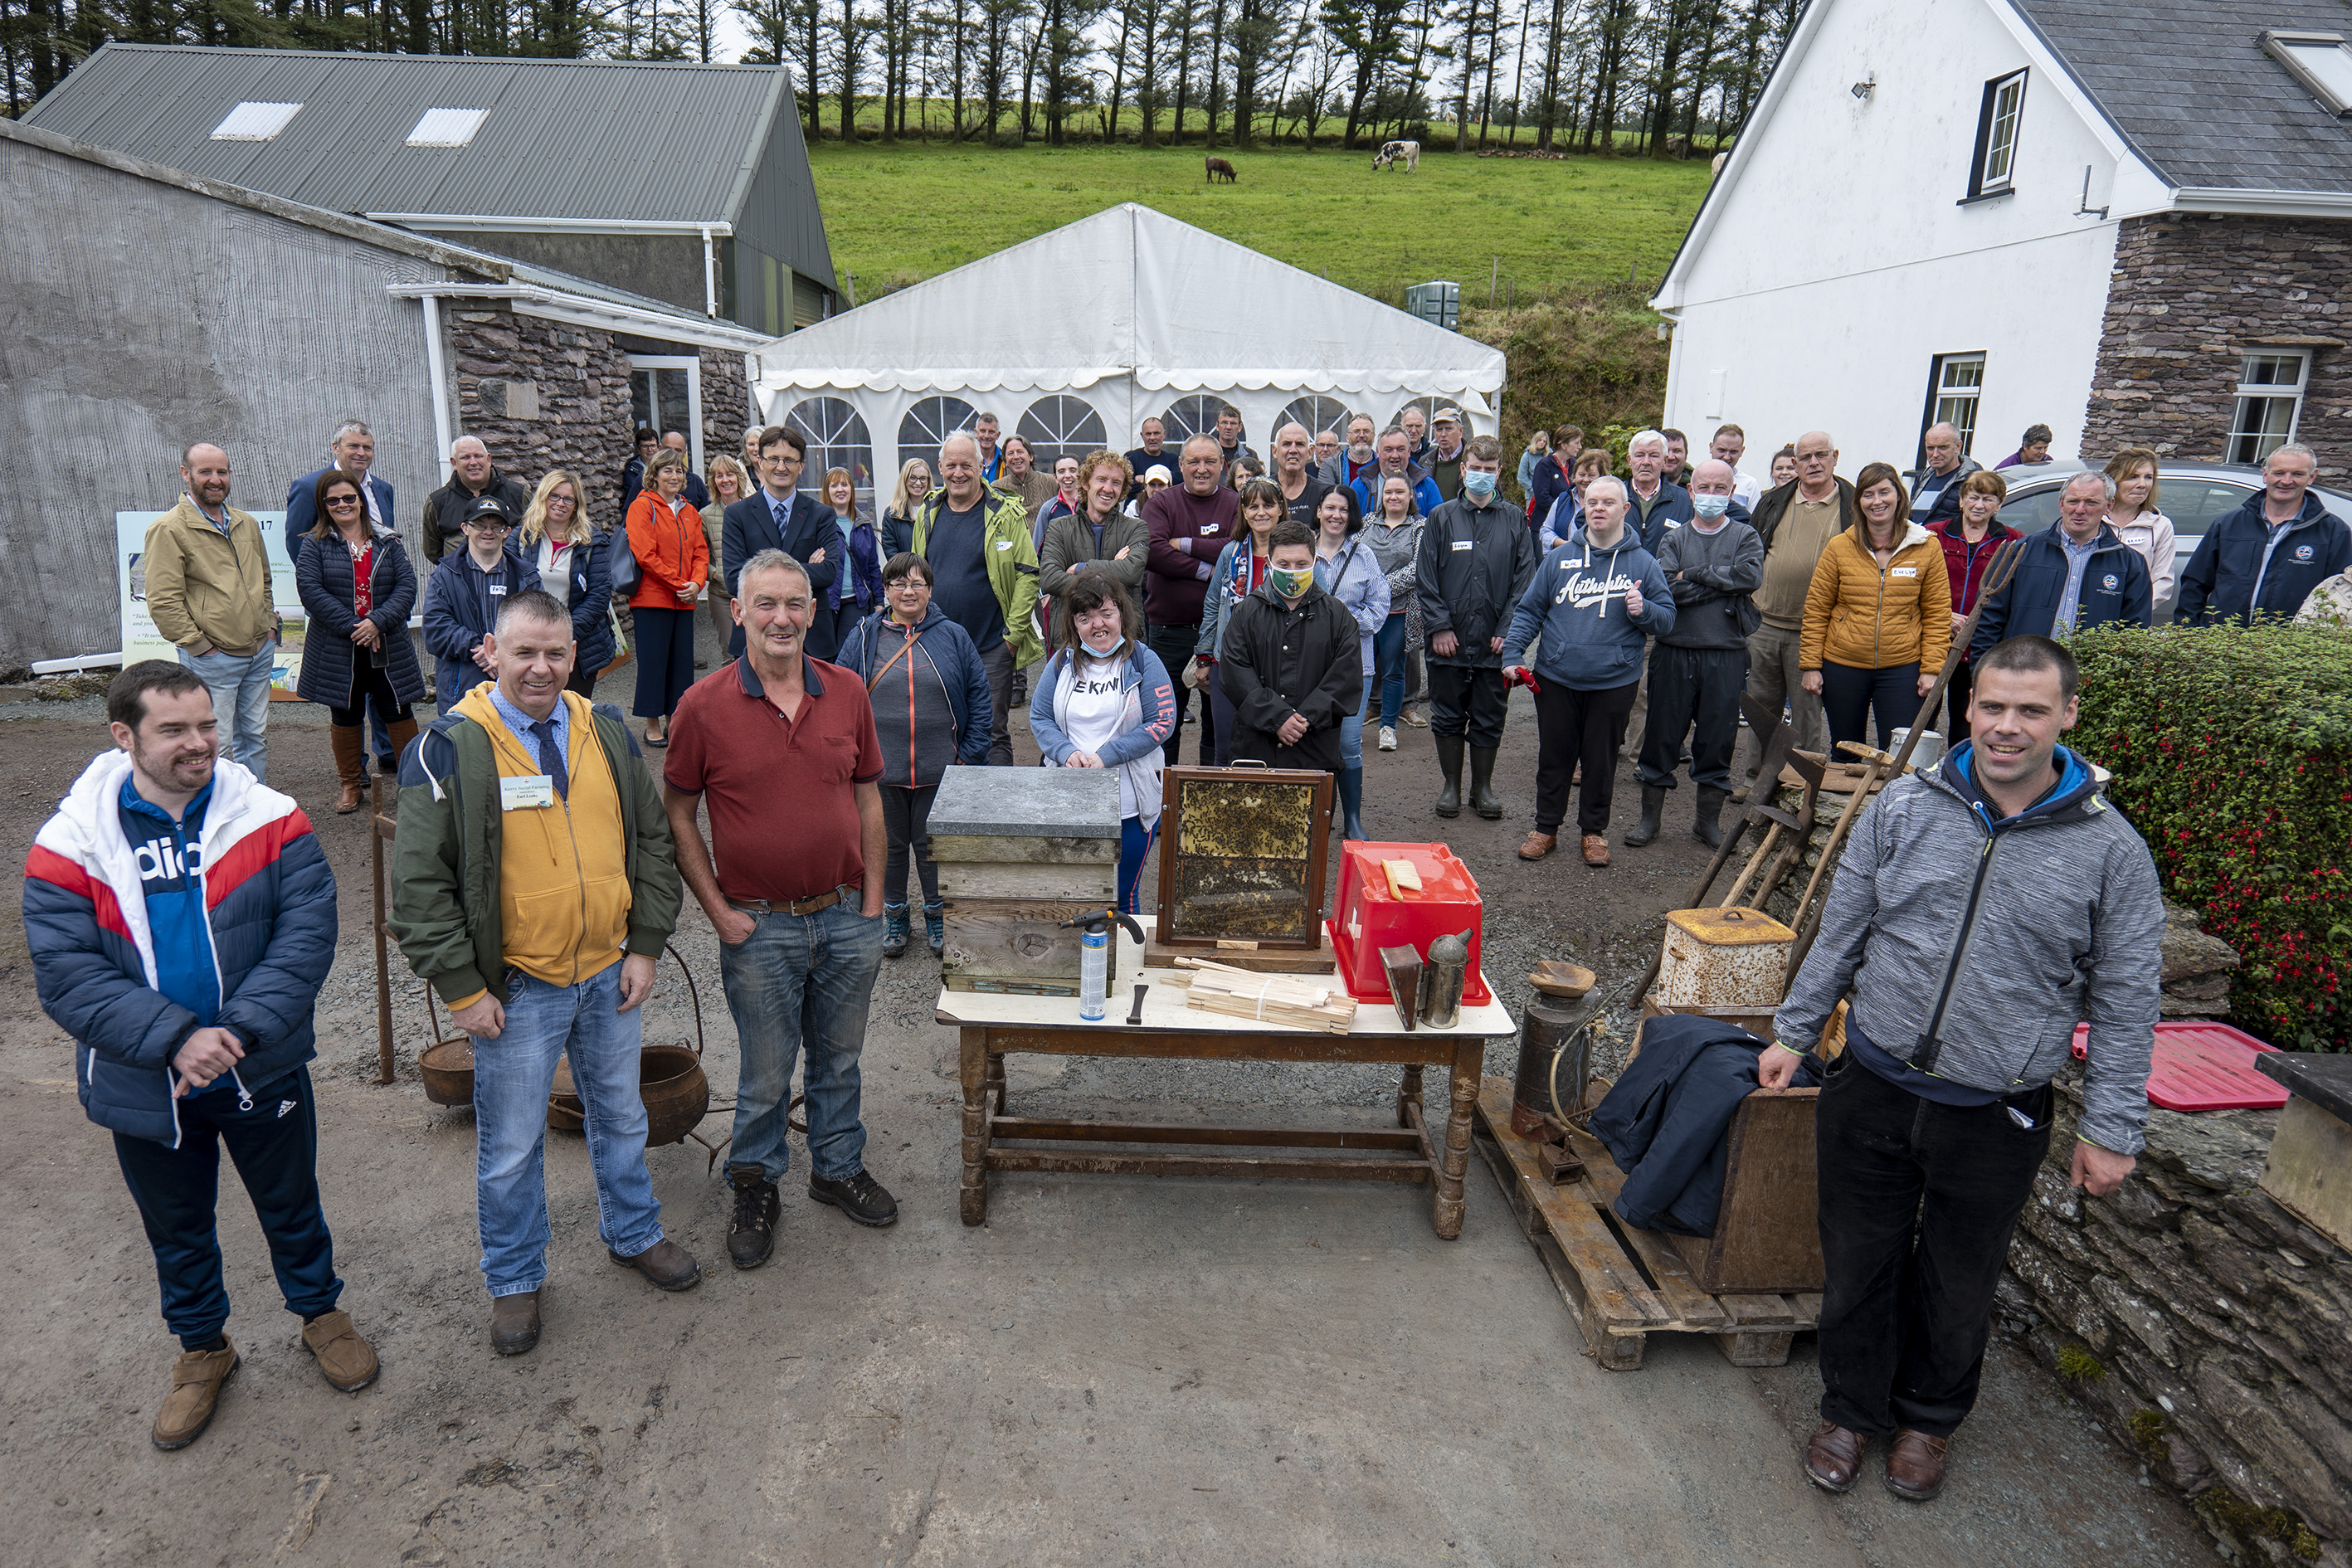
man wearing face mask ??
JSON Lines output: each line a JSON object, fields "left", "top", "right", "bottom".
{"left": 1416, "top": 434, "right": 1540, "bottom": 820}
{"left": 1629, "top": 460, "right": 1763, "bottom": 850}
{"left": 1217, "top": 521, "right": 1364, "bottom": 772}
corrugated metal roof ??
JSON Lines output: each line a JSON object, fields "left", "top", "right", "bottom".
{"left": 23, "top": 43, "right": 793, "bottom": 226}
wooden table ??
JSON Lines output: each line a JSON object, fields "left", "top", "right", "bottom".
{"left": 937, "top": 946, "right": 1515, "bottom": 1235}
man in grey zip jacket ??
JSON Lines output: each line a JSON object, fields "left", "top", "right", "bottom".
{"left": 1763, "top": 635, "right": 2161, "bottom": 1505}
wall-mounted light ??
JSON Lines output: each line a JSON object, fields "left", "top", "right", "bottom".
{"left": 1851, "top": 75, "right": 1876, "bottom": 100}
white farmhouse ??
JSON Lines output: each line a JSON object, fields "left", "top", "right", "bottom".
{"left": 1651, "top": 0, "right": 2352, "bottom": 480}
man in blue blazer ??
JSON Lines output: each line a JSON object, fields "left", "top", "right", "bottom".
{"left": 285, "top": 421, "right": 400, "bottom": 769}
{"left": 721, "top": 426, "right": 842, "bottom": 660}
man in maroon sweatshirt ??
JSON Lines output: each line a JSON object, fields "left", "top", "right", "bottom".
{"left": 1144, "top": 433, "right": 1235, "bottom": 767}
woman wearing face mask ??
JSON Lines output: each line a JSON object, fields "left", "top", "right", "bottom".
{"left": 1928, "top": 469, "right": 2018, "bottom": 743}
{"left": 1800, "top": 461, "right": 1952, "bottom": 751}
{"left": 821, "top": 467, "right": 884, "bottom": 625}
{"left": 1030, "top": 577, "right": 1177, "bottom": 915}
{"left": 883, "top": 459, "right": 933, "bottom": 559}
{"left": 1363, "top": 474, "right": 1423, "bottom": 753}
{"left": 1195, "top": 479, "right": 1287, "bottom": 766}
{"left": 1312, "top": 487, "right": 1389, "bottom": 839}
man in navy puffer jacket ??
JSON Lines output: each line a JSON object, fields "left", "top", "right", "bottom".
{"left": 24, "top": 662, "right": 374, "bottom": 1452}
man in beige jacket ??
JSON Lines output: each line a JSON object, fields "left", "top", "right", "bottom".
{"left": 144, "top": 443, "right": 280, "bottom": 782}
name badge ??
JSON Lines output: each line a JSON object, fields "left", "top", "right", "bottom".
{"left": 1451, "top": 539, "right": 1474, "bottom": 552}
{"left": 996, "top": 539, "right": 1013, "bottom": 550}
{"left": 489, "top": 582, "right": 508, "bottom": 597}
{"left": 1200, "top": 523, "right": 1220, "bottom": 534}
{"left": 1892, "top": 566, "right": 1918, "bottom": 577}
{"left": 500, "top": 774, "right": 555, "bottom": 810}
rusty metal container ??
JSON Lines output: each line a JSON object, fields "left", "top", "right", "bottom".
{"left": 420, "top": 1036, "right": 475, "bottom": 1107}
{"left": 1653, "top": 906, "right": 1794, "bottom": 1010}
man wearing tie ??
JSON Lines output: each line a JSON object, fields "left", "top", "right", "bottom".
{"left": 286, "top": 421, "right": 400, "bottom": 770}
{"left": 720, "top": 426, "right": 840, "bottom": 660}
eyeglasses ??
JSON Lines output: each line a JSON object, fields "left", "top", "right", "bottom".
{"left": 325, "top": 495, "right": 362, "bottom": 509}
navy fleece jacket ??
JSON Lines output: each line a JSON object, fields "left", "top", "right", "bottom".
{"left": 1501, "top": 529, "right": 1676, "bottom": 691}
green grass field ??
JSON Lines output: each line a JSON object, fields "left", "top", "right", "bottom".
{"left": 806, "top": 141, "right": 1712, "bottom": 305}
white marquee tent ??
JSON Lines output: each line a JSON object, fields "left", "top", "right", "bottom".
{"left": 750, "top": 203, "right": 1507, "bottom": 504}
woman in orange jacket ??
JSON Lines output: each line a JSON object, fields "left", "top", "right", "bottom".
{"left": 1799, "top": 460, "right": 1952, "bottom": 751}
{"left": 626, "top": 447, "right": 710, "bottom": 747}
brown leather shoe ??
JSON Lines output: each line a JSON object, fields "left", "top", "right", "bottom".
{"left": 153, "top": 1337, "right": 239, "bottom": 1450}
{"left": 1804, "top": 1421, "right": 1863, "bottom": 1493}
{"left": 1885, "top": 1428, "right": 1950, "bottom": 1502}
{"left": 610, "top": 1237, "right": 702, "bottom": 1292}
{"left": 1517, "top": 830, "right": 1556, "bottom": 860}
{"left": 490, "top": 1291, "right": 540, "bottom": 1356}
{"left": 300, "top": 1309, "right": 380, "bottom": 1390}
{"left": 1580, "top": 833, "right": 1610, "bottom": 867}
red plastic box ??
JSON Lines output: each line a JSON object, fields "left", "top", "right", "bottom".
{"left": 2068, "top": 1021, "right": 2285, "bottom": 1112}
{"left": 1326, "top": 841, "right": 1490, "bottom": 1006}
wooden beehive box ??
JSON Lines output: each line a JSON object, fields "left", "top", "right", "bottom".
{"left": 931, "top": 765, "right": 1122, "bottom": 996}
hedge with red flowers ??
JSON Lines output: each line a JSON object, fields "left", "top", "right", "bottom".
{"left": 2067, "top": 621, "right": 2352, "bottom": 1049}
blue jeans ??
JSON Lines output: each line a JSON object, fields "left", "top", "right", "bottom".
{"left": 180, "top": 643, "right": 275, "bottom": 783}
{"left": 1373, "top": 613, "right": 1409, "bottom": 729}
{"left": 471, "top": 961, "right": 664, "bottom": 1297}
{"left": 1338, "top": 668, "right": 1368, "bottom": 767}
{"left": 718, "top": 898, "right": 884, "bottom": 1184}
{"left": 1119, "top": 816, "right": 1159, "bottom": 914}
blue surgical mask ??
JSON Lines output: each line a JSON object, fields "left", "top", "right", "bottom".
{"left": 1692, "top": 493, "right": 1731, "bottom": 519}
{"left": 1463, "top": 470, "right": 1497, "bottom": 501}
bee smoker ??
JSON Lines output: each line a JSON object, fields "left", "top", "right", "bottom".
{"left": 1512, "top": 1001, "right": 1595, "bottom": 1140}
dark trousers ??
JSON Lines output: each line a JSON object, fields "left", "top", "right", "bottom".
{"left": 983, "top": 640, "right": 1015, "bottom": 766}
{"left": 113, "top": 1066, "right": 342, "bottom": 1349}
{"left": 1531, "top": 678, "right": 1639, "bottom": 835}
{"left": 1819, "top": 660, "right": 1919, "bottom": 752}
{"left": 881, "top": 782, "right": 941, "bottom": 905}
{"left": 632, "top": 605, "right": 696, "bottom": 721}
{"left": 1429, "top": 663, "right": 1508, "bottom": 746}
{"left": 1815, "top": 1054, "right": 2052, "bottom": 1438}
{"left": 1146, "top": 623, "right": 1212, "bottom": 767}
{"left": 1208, "top": 679, "right": 1239, "bottom": 766}
{"left": 1635, "top": 644, "right": 1746, "bottom": 791}
{"left": 329, "top": 660, "right": 412, "bottom": 730}
{"left": 1945, "top": 659, "right": 1974, "bottom": 743}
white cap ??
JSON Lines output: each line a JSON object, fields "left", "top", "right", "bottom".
{"left": 1143, "top": 465, "right": 1173, "bottom": 485}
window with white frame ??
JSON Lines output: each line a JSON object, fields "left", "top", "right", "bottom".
{"left": 2228, "top": 352, "right": 2309, "bottom": 465}
{"left": 1928, "top": 353, "right": 1986, "bottom": 455}
{"left": 1966, "top": 70, "right": 2028, "bottom": 198}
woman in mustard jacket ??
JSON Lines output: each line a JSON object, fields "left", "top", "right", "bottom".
{"left": 1799, "top": 460, "right": 1952, "bottom": 750}
{"left": 626, "top": 447, "right": 710, "bottom": 747}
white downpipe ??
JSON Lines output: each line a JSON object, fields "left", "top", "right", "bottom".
{"left": 701, "top": 225, "right": 718, "bottom": 319}
{"left": 421, "top": 290, "right": 455, "bottom": 464}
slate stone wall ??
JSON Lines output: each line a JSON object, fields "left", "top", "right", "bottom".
{"left": 2081, "top": 215, "right": 2352, "bottom": 483}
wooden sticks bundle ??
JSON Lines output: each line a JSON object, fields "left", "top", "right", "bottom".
{"left": 1168, "top": 957, "right": 1358, "bottom": 1034}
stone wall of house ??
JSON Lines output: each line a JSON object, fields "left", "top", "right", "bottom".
{"left": 699, "top": 346, "right": 751, "bottom": 473}
{"left": 2080, "top": 215, "right": 2352, "bottom": 483}
{"left": 448, "top": 305, "right": 636, "bottom": 528}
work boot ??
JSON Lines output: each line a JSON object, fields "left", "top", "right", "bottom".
{"left": 1517, "top": 830, "right": 1556, "bottom": 860}
{"left": 809, "top": 1168, "right": 900, "bottom": 1228}
{"left": 1468, "top": 746, "right": 1504, "bottom": 820}
{"left": 489, "top": 1292, "right": 540, "bottom": 1357}
{"left": 299, "top": 1309, "right": 379, "bottom": 1391}
{"left": 1693, "top": 785, "right": 1731, "bottom": 849}
{"left": 1337, "top": 766, "right": 1365, "bottom": 840}
{"left": 727, "top": 1167, "right": 781, "bottom": 1269}
{"left": 1804, "top": 1422, "right": 1863, "bottom": 1494}
{"left": 1434, "top": 735, "right": 1464, "bottom": 819}
{"left": 1581, "top": 833, "right": 1611, "bottom": 867}
{"left": 609, "top": 1237, "right": 701, "bottom": 1292}
{"left": 882, "top": 903, "right": 910, "bottom": 959}
{"left": 330, "top": 725, "right": 367, "bottom": 814}
{"left": 1884, "top": 1429, "right": 1950, "bottom": 1502}
{"left": 924, "top": 902, "right": 947, "bottom": 956}
{"left": 1623, "top": 784, "right": 1667, "bottom": 847}
{"left": 152, "top": 1337, "right": 238, "bottom": 1450}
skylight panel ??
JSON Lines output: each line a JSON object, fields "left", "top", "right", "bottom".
{"left": 406, "top": 108, "right": 489, "bottom": 148}
{"left": 2262, "top": 31, "right": 2352, "bottom": 116}
{"left": 210, "top": 101, "right": 303, "bottom": 141}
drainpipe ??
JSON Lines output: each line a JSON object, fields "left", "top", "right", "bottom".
{"left": 420, "top": 290, "right": 455, "bottom": 467}
{"left": 701, "top": 226, "right": 718, "bottom": 319}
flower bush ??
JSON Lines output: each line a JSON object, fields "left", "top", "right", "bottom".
{"left": 2067, "top": 621, "right": 2352, "bottom": 1049}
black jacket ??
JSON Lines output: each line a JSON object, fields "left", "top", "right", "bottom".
{"left": 1915, "top": 456, "right": 1984, "bottom": 528}
{"left": 293, "top": 524, "right": 426, "bottom": 709}
{"left": 721, "top": 489, "right": 843, "bottom": 659}
{"left": 1415, "top": 495, "right": 1540, "bottom": 667}
{"left": 1970, "top": 522, "right": 2151, "bottom": 656}
{"left": 421, "top": 469, "right": 531, "bottom": 563}
{"left": 1216, "top": 581, "right": 1365, "bottom": 773}
{"left": 2174, "top": 489, "right": 2352, "bottom": 626}
{"left": 1749, "top": 475, "right": 1858, "bottom": 553}
{"left": 1653, "top": 508, "right": 1764, "bottom": 650}
{"left": 1590, "top": 1015, "right": 1819, "bottom": 1236}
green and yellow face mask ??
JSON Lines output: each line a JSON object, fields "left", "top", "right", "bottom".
{"left": 1269, "top": 565, "right": 1314, "bottom": 600}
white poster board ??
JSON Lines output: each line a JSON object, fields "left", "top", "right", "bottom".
{"left": 119, "top": 510, "right": 307, "bottom": 694}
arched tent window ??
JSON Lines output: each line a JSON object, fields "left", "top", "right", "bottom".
{"left": 784, "top": 397, "right": 874, "bottom": 512}
{"left": 1017, "top": 395, "right": 1109, "bottom": 472}
{"left": 898, "top": 395, "right": 980, "bottom": 466}
{"left": 1278, "top": 396, "right": 1355, "bottom": 445}
{"left": 1161, "top": 394, "right": 1234, "bottom": 446}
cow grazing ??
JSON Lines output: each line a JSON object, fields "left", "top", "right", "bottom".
{"left": 1373, "top": 139, "right": 1420, "bottom": 173}
{"left": 1205, "top": 156, "right": 1238, "bottom": 183}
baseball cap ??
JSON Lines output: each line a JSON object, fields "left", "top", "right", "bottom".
{"left": 464, "top": 496, "right": 514, "bottom": 526}
{"left": 1433, "top": 407, "right": 1463, "bottom": 428}
{"left": 1144, "top": 465, "right": 1173, "bottom": 485}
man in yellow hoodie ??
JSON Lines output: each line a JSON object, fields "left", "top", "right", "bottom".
{"left": 388, "top": 590, "right": 692, "bottom": 1357}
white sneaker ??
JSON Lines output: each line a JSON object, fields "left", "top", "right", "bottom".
{"left": 1378, "top": 726, "right": 1398, "bottom": 752}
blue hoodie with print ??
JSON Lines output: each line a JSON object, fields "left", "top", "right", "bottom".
{"left": 1501, "top": 531, "right": 1677, "bottom": 692}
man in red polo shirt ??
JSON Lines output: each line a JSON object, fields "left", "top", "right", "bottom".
{"left": 665, "top": 548, "right": 894, "bottom": 1268}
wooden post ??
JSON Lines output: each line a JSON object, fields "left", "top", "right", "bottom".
{"left": 370, "top": 774, "right": 394, "bottom": 1086}
{"left": 959, "top": 1025, "right": 991, "bottom": 1226}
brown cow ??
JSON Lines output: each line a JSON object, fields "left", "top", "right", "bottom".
{"left": 1205, "top": 156, "right": 1237, "bottom": 184}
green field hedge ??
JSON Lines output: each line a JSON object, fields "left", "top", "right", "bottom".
{"left": 2068, "top": 621, "right": 2352, "bottom": 1049}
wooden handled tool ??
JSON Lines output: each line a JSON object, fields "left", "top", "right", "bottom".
{"left": 1782, "top": 742, "right": 1897, "bottom": 986}
{"left": 1887, "top": 536, "right": 2026, "bottom": 778}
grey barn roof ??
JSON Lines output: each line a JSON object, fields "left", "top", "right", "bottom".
{"left": 21, "top": 42, "right": 834, "bottom": 285}
{"left": 2018, "top": 0, "right": 2352, "bottom": 192}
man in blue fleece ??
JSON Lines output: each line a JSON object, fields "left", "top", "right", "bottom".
{"left": 1500, "top": 476, "right": 1675, "bottom": 866}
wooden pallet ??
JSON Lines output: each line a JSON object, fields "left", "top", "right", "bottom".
{"left": 1471, "top": 1078, "right": 1821, "bottom": 1371}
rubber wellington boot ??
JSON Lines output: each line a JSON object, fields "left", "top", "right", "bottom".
{"left": 1468, "top": 747, "right": 1504, "bottom": 820}
{"left": 1693, "top": 785, "right": 1731, "bottom": 849}
{"left": 1337, "top": 766, "right": 1366, "bottom": 840}
{"left": 1623, "top": 784, "right": 1668, "bottom": 847}
{"left": 1434, "top": 735, "right": 1465, "bottom": 819}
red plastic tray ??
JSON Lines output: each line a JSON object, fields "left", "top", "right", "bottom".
{"left": 2068, "top": 1021, "right": 2285, "bottom": 1112}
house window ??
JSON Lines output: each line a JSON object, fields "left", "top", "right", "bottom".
{"left": 1926, "top": 353, "right": 1986, "bottom": 455}
{"left": 2260, "top": 31, "right": 2352, "bottom": 116}
{"left": 2228, "top": 353, "right": 2308, "bottom": 465}
{"left": 1965, "top": 70, "right": 2028, "bottom": 198}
